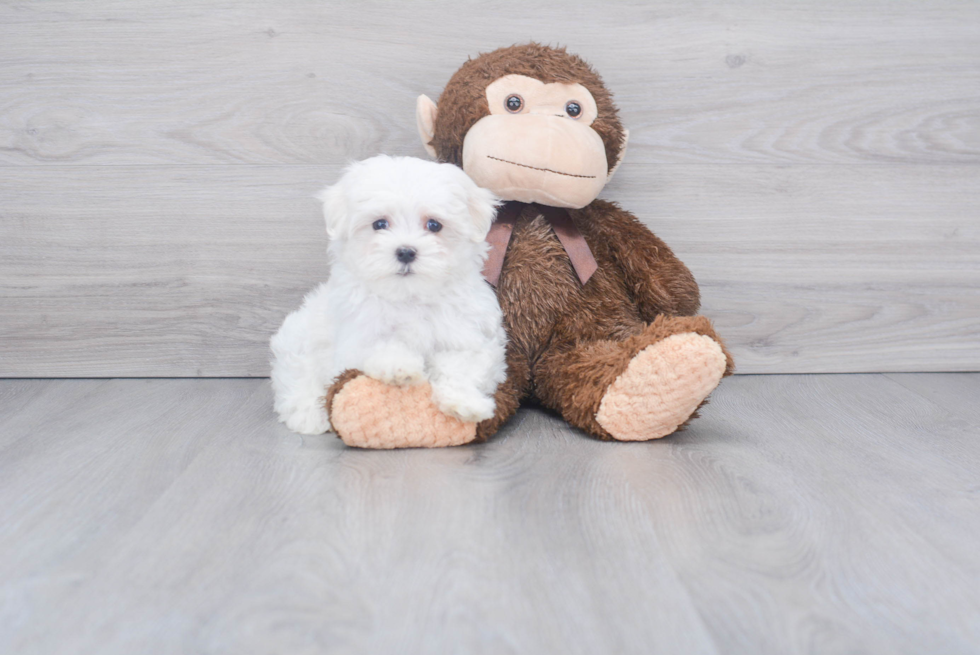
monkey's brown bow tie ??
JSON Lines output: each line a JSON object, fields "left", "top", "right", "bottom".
{"left": 482, "top": 202, "right": 598, "bottom": 288}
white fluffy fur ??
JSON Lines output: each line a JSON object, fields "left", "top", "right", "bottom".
{"left": 270, "top": 155, "right": 507, "bottom": 435}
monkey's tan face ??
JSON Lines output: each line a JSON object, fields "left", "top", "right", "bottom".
{"left": 461, "top": 75, "right": 610, "bottom": 209}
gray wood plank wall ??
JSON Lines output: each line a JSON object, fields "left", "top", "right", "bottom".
{"left": 1, "top": 1, "right": 978, "bottom": 376}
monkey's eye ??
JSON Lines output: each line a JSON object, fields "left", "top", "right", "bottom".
{"left": 565, "top": 101, "right": 582, "bottom": 118}
{"left": 372, "top": 218, "right": 389, "bottom": 230}
{"left": 505, "top": 94, "right": 524, "bottom": 113}
{"left": 426, "top": 218, "right": 443, "bottom": 233}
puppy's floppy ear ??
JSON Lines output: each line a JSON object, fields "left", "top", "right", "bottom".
{"left": 315, "top": 183, "right": 347, "bottom": 240}
{"left": 462, "top": 176, "right": 499, "bottom": 242}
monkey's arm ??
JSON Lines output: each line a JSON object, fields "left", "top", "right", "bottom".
{"left": 582, "top": 200, "right": 701, "bottom": 319}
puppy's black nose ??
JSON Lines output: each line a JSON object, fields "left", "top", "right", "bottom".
{"left": 396, "top": 247, "right": 417, "bottom": 264}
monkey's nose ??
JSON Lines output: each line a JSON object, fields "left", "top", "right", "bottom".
{"left": 396, "top": 247, "right": 417, "bottom": 264}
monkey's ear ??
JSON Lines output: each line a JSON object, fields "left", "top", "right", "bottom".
{"left": 416, "top": 94, "right": 438, "bottom": 158}
{"left": 606, "top": 129, "right": 630, "bottom": 183}
{"left": 315, "top": 183, "right": 347, "bottom": 240}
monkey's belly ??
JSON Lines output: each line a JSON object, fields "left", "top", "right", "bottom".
{"left": 496, "top": 214, "right": 648, "bottom": 363}
{"left": 496, "top": 215, "right": 587, "bottom": 362}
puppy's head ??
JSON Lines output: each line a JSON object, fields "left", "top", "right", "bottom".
{"left": 317, "top": 155, "right": 498, "bottom": 295}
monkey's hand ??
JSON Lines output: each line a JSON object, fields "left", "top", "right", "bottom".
{"left": 585, "top": 200, "right": 702, "bottom": 319}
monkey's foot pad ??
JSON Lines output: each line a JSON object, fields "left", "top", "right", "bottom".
{"left": 330, "top": 375, "right": 477, "bottom": 449}
{"left": 596, "top": 333, "right": 727, "bottom": 441}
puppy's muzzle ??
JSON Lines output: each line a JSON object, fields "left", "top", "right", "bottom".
{"left": 396, "top": 247, "right": 417, "bottom": 264}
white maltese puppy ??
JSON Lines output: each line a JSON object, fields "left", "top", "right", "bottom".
{"left": 271, "top": 155, "right": 507, "bottom": 435}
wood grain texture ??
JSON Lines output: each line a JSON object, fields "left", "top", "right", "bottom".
{"left": 2, "top": 375, "right": 979, "bottom": 654}
{"left": 884, "top": 372, "right": 980, "bottom": 421}
{"left": 632, "top": 373, "right": 980, "bottom": 653}
{"left": 1, "top": 164, "right": 977, "bottom": 376}
{"left": 1, "top": 1, "right": 978, "bottom": 376}
{"left": 1, "top": 1, "right": 978, "bottom": 166}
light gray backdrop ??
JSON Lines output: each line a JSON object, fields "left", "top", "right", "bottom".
{"left": 1, "top": 1, "right": 977, "bottom": 376}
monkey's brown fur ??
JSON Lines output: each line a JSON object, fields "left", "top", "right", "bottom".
{"left": 329, "top": 44, "right": 733, "bottom": 444}
{"left": 432, "top": 43, "right": 626, "bottom": 175}
{"left": 471, "top": 201, "right": 733, "bottom": 441}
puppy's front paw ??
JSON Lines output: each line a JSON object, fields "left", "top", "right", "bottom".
{"left": 431, "top": 386, "right": 496, "bottom": 423}
{"left": 364, "top": 349, "right": 426, "bottom": 387}
{"left": 281, "top": 404, "right": 331, "bottom": 435}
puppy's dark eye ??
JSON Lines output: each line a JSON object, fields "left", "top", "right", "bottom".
{"left": 565, "top": 101, "right": 582, "bottom": 118}
{"left": 426, "top": 219, "right": 443, "bottom": 233}
{"left": 505, "top": 94, "right": 523, "bottom": 113}
{"left": 372, "top": 218, "right": 389, "bottom": 230}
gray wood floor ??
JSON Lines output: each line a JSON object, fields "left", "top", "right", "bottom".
{"left": 1, "top": 374, "right": 978, "bottom": 654}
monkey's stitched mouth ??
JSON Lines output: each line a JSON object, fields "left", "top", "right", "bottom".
{"left": 487, "top": 156, "right": 596, "bottom": 179}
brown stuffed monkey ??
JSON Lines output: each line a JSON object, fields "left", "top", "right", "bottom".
{"left": 326, "top": 43, "right": 734, "bottom": 448}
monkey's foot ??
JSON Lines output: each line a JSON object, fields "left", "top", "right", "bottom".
{"left": 595, "top": 333, "right": 727, "bottom": 441}
{"left": 326, "top": 370, "right": 477, "bottom": 449}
